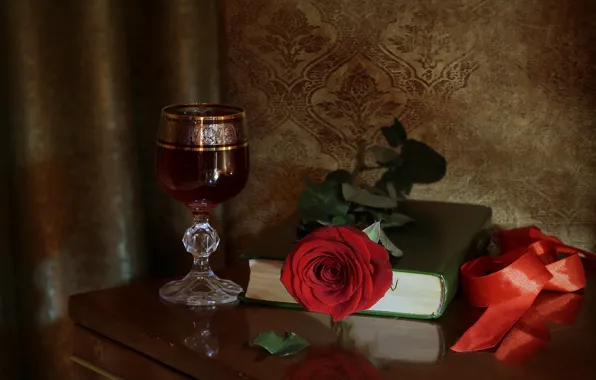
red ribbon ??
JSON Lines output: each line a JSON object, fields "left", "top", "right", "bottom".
{"left": 451, "top": 226, "right": 593, "bottom": 361}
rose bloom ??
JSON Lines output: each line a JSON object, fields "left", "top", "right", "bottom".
{"left": 280, "top": 226, "right": 393, "bottom": 322}
{"left": 284, "top": 347, "right": 382, "bottom": 380}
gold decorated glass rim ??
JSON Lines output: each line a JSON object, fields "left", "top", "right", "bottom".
{"left": 162, "top": 103, "right": 245, "bottom": 121}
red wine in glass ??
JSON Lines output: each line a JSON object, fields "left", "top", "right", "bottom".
{"left": 155, "top": 103, "right": 249, "bottom": 306}
{"left": 156, "top": 145, "right": 249, "bottom": 209}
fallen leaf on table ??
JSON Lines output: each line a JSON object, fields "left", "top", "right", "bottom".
{"left": 251, "top": 331, "right": 310, "bottom": 356}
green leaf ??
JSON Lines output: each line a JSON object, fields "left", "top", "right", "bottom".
{"left": 364, "top": 186, "right": 387, "bottom": 196}
{"left": 371, "top": 146, "right": 399, "bottom": 166}
{"left": 382, "top": 212, "right": 414, "bottom": 228}
{"left": 251, "top": 331, "right": 309, "bottom": 356}
{"left": 381, "top": 118, "right": 407, "bottom": 147}
{"left": 375, "top": 168, "right": 410, "bottom": 198}
{"left": 325, "top": 169, "right": 353, "bottom": 184}
{"left": 331, "top": 214, "right": 357, "bottom": 226}
{"left": 360, "top": 207, "right": 413, "bottom": 228}
{"left": 342, "top": 183, "right": 398, "bottom": 209}
{"left": 362, "top": 221, "right": 383, "bottom": 243}
{"left": 379, "top": 231, "right": 403, "bottom": 257}
{"left": 386, "top": 183, "right": 398, "bottom": 200}
{"left": 361, "top": 207, "right": 391, "bottom": 222}
{"left": 400, "top": 140, "right": 446, "bottom": 184}
{"left": 362, "top": 221, "right": 403, "bottom": 257}
{"left": 298, "top": 181, "right": 349, "bottom": 221}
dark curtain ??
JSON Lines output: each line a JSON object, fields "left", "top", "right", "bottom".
{"left": 1, "top": 0, "right": 225, "bottom": 378}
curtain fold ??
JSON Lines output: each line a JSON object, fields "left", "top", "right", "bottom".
{"left": 124, "top": 0, "right": 225, "bottom": 277}
{"left": 3, "top": 0, "right": 222, "bottom": 378}
{"left": 0, "top": 59, "right": 18, "bottom": 379}
{"left": 1, "top": 2, "right": 18, "bottom": 377}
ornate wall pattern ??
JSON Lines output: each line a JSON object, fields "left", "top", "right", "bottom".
{"left": 223, "top": 0, "right": 596, "bottom": 255}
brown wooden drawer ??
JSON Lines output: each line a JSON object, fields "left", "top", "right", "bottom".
{"left": 72, "top": 325, "right": 193, "bottom": 380}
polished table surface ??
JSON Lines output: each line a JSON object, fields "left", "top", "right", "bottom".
{"left": 69, "top": 262, "right": 596, "bottom": 380}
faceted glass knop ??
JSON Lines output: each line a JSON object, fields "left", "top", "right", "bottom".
{"left": 183, "top": 221, "right": 220, "bottom": 256}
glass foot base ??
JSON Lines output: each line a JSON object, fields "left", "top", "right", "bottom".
{"left": 159, "top": 272, "right": 243, "bottom": 306}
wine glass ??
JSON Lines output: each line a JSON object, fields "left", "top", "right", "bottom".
{"left": 155, "top": 103, "right": 249, "bottom": 306}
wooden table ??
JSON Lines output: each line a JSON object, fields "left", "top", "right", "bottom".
{"left": 69, "top": 262, "right": 596, "bottom": 380}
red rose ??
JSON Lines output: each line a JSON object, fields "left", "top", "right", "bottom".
{"left": 280, "top": 226, "right": 393, "bottom": 322}
{"left": 284, "top": 347, "right": 382, "bottom": 380}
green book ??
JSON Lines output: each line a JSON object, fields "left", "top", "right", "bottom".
{"left": 239, "top": 200, "right": 492, "bottom": 319}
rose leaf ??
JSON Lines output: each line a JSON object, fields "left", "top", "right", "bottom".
{"left": 379, "top": 230, "right": 403, "bottom": 258}
{"left": 382, "top": 213, "right": 414, "bottom": 228}
{"left": 251, "top": 331, "right": 310, "bottom": 356}
{"left": 363, "top": 221, "right": 403, "bottom": 257}
{"left": 342, "top": 183, "right": 398, "bottom": 209}
{"left": 362, "top": 221, "right": 383, "bottom": 243}
{"left": 386, "top": 183, "right": 398, "bottom": 200}
{"left": 358, "top": 207, "right": 413, "bottom": 228}
{"left": 364, "top": 185, "right": 388, "bottom": 196}
{"left": 331, "top": 214, "right": 357, "bottom": 226}
{"left": 371, "top": 146, "right": 399, "bottom": 166}
{"left": 360, "top": 207, "right": 389, "bottom": 221}
{"left": 298, "top": 180, "right": 349, "bottom": 221}
{"left": 380, "top": 118, "right": 407, "bottom": 147}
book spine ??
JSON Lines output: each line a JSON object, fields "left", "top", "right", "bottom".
{"left": 436, "top": 218, "right": 493, "bottom": 317}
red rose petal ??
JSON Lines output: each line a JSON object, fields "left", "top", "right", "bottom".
{"left": 291, "top": 240, "right": 325, "bottom": 275}
{"left": 318, "top": 242, "right": 361, "bottom": 305}
{"left": 282, "top": 240, "right": 326, "bottom": 308}
{"left": 335, "top": 226, "right": 388, "bottom": 319}
{"left": 293, "top": 239, "right": 351, "bottom": 308}
{"left": 363, "top": 233, "right": 393, "bottom": 264}
{"left": 303, "top": 226, "right": 345, "bottom": 242}
{"left": 280, "top": 263, "right": 295, "bottom": 294}
{"left": 331, "top": 280, "right": 370, "bottom": 321}
{"left": 291, "top": 272, "right": 320, "bottom": 311}
{"left": 320, "top": 263, "right": 341, "bottom": 283}
{"left": 311, "top": 246, "right": 357, "bottom": 305}
{"left": 296, "top": 226, "right": 345, "bottom": 250}
{"left": 292, "top": 272, "right": 305, "bottom": 304}
{"left": 299, "top": 281, "right": 331, "bottom": 314}
{"left": 328, "top": 259, "right": 368, "bottom": 317}
{"left": 337, "top": 227, "right": 372, "bottom": 262}
{"left": 363, "top": 239, "right": 393, "bottom": 309}
{"left": 305, "top": 256, "right": 341, "bottom": 289}
{"left": 297, "top": 251, "right": 334, "bottom": 286}
{"left": 354, "top": 275, "right": 374, "bottom": 312}
{"left": 337, "top": 261, "right": 373, "bottom": 320}
{"left": 310, "top": 260, "right": 341, "bottom": 289}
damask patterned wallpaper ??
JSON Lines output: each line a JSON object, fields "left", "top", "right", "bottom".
{"left": 223, "top": 0, "right": 596, "bottom": 255}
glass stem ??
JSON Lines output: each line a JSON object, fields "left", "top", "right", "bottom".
{"left": 193, "top": 257, "right": 211, "bottom": 274}
{"left": 182, "top": 213, "right": 220, "bottom": 276}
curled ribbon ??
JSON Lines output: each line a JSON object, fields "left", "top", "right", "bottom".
{"left": 451, "top": 226, "right": 593, "bottom": 361}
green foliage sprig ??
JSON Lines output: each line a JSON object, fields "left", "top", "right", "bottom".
{"left": 298, "top": 118, "right": 446, "bottom": 229}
